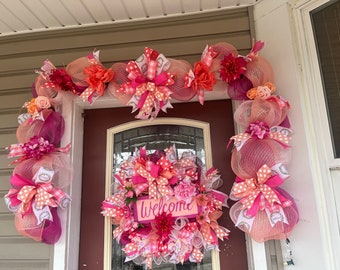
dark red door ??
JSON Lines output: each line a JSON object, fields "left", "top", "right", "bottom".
{"left": 78, "top": 100, "right": 248, "bottom": 269}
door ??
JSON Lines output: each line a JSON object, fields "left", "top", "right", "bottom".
{"left": 78, "top": 100, "right": 248, "bottom": 269}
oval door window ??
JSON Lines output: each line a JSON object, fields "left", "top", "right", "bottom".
{"left": 104, "top": 118, "right": 217, "bottom": 270}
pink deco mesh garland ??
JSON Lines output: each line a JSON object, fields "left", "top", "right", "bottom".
{"left": 3, "top": 41, "right": 298, "bottom": 267}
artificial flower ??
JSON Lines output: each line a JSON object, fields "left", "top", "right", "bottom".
{"left": 174, "top": 182, "right": 196, "bottom": 203}
{"left": 191, "top": 61, "right": 216, "bottom": 91}
{"left": 154, "top": 212, "right": 174, "bottom": 242}
{"left": 245, "top": 121, "right": 270, "bottom": 139}
{"left": 196, "top": 193, "right": 209, "bottom": 206}
{"left": 23, "top": 98, "right": 39, "bottom": 115}
{"left": 247, "top": 82, "right": 276, "bottom": 100}
{"left": 34, "top": 96, "right": 51, "bottom": 110}
{"left": 21, "top": 136, "right": 55, "bottom": 160}
{"left": 196, "top": 211, "right": 210, "bottom": 225}
{"left": 48, "top": 68, "right": 83, "bottom": 94}
{"left": 83, "top": 64, "right": 114, "bottom": 96}
{"left": 219, "top": 53, "right": 247, "bottom": 83}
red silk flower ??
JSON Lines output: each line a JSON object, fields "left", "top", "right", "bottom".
{"left": 191, "top": 62, "right": 216, "bottom": 91}
{"left": 154, "top": 212, "right": 174, "bottom": 242}
{"left": 83, "top": 64, "right": 115, "bottom": 96}
{"left": 219, "top": 53, "right": 247, "bottom": 83}
{"left": 49, "top": 68, "right": 83, "bottom": 94}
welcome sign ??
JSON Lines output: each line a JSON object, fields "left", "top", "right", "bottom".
{"left": 134, "top": 196, "right": 199, "bottom": 223}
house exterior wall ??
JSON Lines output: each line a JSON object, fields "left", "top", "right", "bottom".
{"left": 1, "top": 1, "right": 339, "bottom": 269}
{"left": 254, "top": 0, "right": 340, "bottom": 269}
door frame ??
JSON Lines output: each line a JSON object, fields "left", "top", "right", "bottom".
{"left": 53, "top": 91, "right": 266, "bottom": 270}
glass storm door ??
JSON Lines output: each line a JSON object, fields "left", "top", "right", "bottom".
{"left": 105, "top": 119, "right": 213, "bottom": 270}
{"left": 79, "top": 100, "right": 248, "bottom": 270}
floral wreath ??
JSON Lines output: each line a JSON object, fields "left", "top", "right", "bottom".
{"left": 101, "top": 146, "right": 229, "bottom": 268}
{"left": 3, "top": 40, "right": 298, "bottom": 266}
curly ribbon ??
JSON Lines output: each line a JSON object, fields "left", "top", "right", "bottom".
{"left": 7, "top": 137, "right": 71, "bottom": 164}
{"left": 232, "top": 164, "right": 288, "bottom": 216}
{"left": 230, "top": 125, "right": 292, "bottom": 151}
{"left": 5, "top": 174, "right": 70, "bottom": 225}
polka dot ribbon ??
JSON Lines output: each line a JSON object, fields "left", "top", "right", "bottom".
{"left": 16, "top": 183, "right": 66, "bottom": 214}
{"left": 136, "top": 166, "right": 172, "bottom": 199}
{"left": 232, "top": 164, "right": 283, "bottom": 213}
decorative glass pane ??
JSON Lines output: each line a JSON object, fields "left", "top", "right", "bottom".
{"left": 311, "top": 1, "right": 340, "bottom": 158}
{"left": 113, "top": 125, "right": 205, "bottom": 172}
{"left": 110, "top": 124, "right": 210, "bottom": 270}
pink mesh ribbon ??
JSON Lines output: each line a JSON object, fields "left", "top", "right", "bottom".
{"left": 230, "top": 121, "right": 292, "bottom": 151}
{"left": 234, "top": 97, "right": 290, "bottom": 128}
{"left": 5, "top": 167, "right": 70, "bottom": 245}
{"left": 13, "top": 152, "right": 73, "bottom": 189}
{"left": 16, "top": 109, "right": 65, "bottom": 145}
{"left": 229, "top": 187, "right": 299, "bottom": 242}
{"left": 14, "top": 206, "right": 62, "bottom": 244}
{"left": 217, "top": 40, "right": 275, "bottom": 100}
{"left": 36, "top": 59, "right": 86, "bottom": 95}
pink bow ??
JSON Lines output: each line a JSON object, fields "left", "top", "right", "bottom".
{"left": 232, "top": 164, "right": 286, "bottom": 216}
{"left": 5, "top": 174, "right": 69, "bottom": 216}
{"left": 134, "top": 79, "right": 173, "bottom": 119}
{"left": 135, "top": 163, "right": 173, "bottom": 199}
{"left": 118, "top": 48, "right": 175, "bottom": 119}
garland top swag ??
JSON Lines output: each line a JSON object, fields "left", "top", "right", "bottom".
{"left": 32, "top": 40, "right": 274, "bottom": 119}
